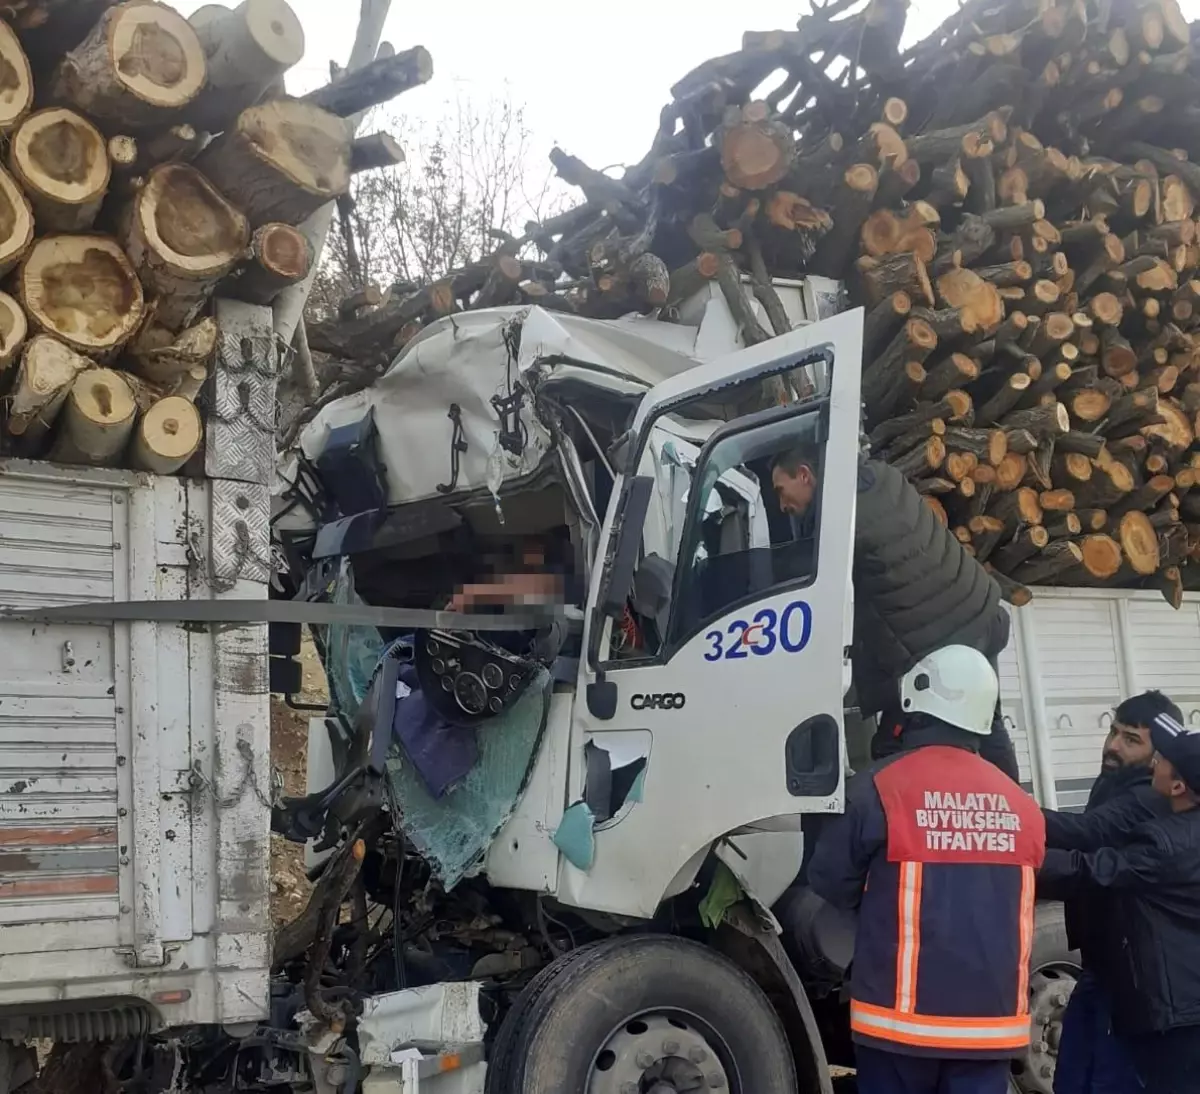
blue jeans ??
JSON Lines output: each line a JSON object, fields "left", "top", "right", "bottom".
{"left": 1053, "top": 971, "right": 1141, "bottom": 1094}
{"left": 854, "top": 1045, "right": 1010, "bottom": 1094}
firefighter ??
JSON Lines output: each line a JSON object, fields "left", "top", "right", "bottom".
{"left": 807, "top": 645, "right": 1046, "bottom": 1094}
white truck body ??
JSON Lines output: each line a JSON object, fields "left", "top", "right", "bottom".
{"left": 0, "top": 303, "right": 278, "bottom": 1038}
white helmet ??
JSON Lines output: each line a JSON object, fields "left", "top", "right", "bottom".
{"left": 899, "top": 645, "right": 998, "bottom": 736}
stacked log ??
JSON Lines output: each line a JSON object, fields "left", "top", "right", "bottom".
{"left": 305, "top": 0, "right": 1200, "bottom": 602}
{"left": 0, "top": 0, "right": 431, "bottom": 473}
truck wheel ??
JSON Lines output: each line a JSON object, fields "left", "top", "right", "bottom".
{"left": 1010, "top": 903, "right": 1080, "bottom": 1094}
{"left": 486, "top": 934, "right": 798, "bottom": 1094}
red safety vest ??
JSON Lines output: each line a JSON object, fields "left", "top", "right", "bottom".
{"left": 850, "top": 745, "right": 1046, "bottom": 1056}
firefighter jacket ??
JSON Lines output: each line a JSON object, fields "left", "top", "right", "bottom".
{"left": 808, "top": 724, "right": 1046, "bottom": 1058}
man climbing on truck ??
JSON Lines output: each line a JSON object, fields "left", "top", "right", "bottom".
{"left": 772, "top": 449, "right": 1019, "bottom": 780}
{"left": 806, "top": 645, "right": 1046, "bottom": 1094}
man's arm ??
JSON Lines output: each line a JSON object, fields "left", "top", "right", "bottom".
{"left": 1043, "top": 785, "right": 1162, "bottom": 852}
{"left": 1038, "top": 824, "right": 1180, "bottom": 894}
{"left": 806, "top": 770, "right": 887, "bottom": 911}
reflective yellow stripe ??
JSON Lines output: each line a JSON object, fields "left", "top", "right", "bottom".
{"left": 1016, "top": 865, "right": 1036, "bottom": 1015}
{"left": 895, "top": 861, "right": 922, "bottom": 1013}
{"left": 851, "top": 1001, "right": 1031, "bottom": 1050}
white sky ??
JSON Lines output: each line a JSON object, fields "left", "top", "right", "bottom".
{"left": 168, "top": 0, "right": 1200, "bottom": 181}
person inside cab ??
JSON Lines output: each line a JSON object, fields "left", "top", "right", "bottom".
{"left": 772, "top": 450, "right": 1018, "bottom": 781}
{"left": 807, "top": 645, "right": 1046, "bottom": 1094}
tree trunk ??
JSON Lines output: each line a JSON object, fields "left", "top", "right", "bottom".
{"left": 120, "top": 163, "right": 249, "bottom": 330}
{"left": 196, "top": 99, "right": 352, "bottom": 226}
{"left": 10, "top": 108, "right": 109, "bottom": 231}
{"left": 350, "top": 132, "right": 405, "bottom": 174}
{"left": 302, "top": 45, "right": 434, "bottom": 119}
{"left": 19, "top": 236, "right": 144, "bottom": 358}
{"left": 130, "top": 393, "right": 202, "bottom": 474}
{"left": 5, "top": 335, "right": 90, "bottom": 450}
{"left": 185, "top": 0, "right": 305, "bottom": 131}
{"left": 53, "top": 2, "right": 207, "bottom": 129}
{"left": 233, "top": 222, "right": 312, "bottom": 305}
{"left": 1011, "top": 539, "right": 1084, "bottom": 585}
{"left": 49, "top": 367, "right": 136, "bottom": 466}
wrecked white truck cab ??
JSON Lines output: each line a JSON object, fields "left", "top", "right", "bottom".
{"left": 266, "top": 301, "right": 864, "bottom": 1092}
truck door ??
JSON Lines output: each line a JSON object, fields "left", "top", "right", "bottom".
{"left": 561, "top": 309, "right": 863, "bottom": 918}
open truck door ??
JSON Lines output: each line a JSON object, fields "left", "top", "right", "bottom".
{"left": 560, "top": 309, "right": 864, "bottom": 918}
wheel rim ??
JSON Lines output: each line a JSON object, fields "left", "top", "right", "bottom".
{"left": 1011, "top": 962, "right": 1079, "bottom": 1094}
{"left": 587, "top": 1011, "right": 735, "bottom": 1094}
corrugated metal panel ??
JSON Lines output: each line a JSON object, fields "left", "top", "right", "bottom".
{"left": 1127, "top": 599, "right": 1200, "bottom": 721}
{"left": 996, "top": 624, "right": 1033, "bottom": 784}
{"left": 0, "top": 475, "right": 122, "bottom": 926}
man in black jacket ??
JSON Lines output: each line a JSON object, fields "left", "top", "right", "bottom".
{"left": 1040, "top": 708, "right": 1200, "bottom": 1093}
{"left": 1043, "top": 691, "right": 1177, "bottom": 1094}
{"left": 772, "top": 451, "right": 1018, "bottom": 779}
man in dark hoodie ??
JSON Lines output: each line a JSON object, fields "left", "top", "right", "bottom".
{"left": 1039, "top": 690, "right": 1178, "bottom": 1094}
{"left": 1040, "top": 705, "right": 1200, "bottom": 1094}
{"left": 772, "top": 450, "right": 1018, "bottom": 780}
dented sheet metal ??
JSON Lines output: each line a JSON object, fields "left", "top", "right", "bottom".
{"left": 386, "top": 669, "right": 552, "bottom": 889}
{"left": 282, "top": 307, "right": 710, "bottom": 523}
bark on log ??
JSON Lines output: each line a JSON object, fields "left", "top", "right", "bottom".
{"left": 978, "top": 373, "right": 1033, "bottom": 425}
{"left": 302, "top": 46, "right": 434, "bottom": 119}
{"left": 130, "top": 393, "right": 201, "bottom": 473}
{"left": 5, "top": 335, "right": 90, "bottom": 449}
{"left": 10, "top": 108, "right": 110, "bottom": 232}
{"left": 53, "top": 2, "right": 207, "bottom": 129}
{"left": 233, "top": 222, "right": 312, "bottom": 306}
{"left": 858, "top": 251, "right": 934, "bottom": 306}
{"left": 350, "top": 132, "right": 405, "bottom": 174}
{"left": 128, "top": 316, "right": 216, "bottom": 384}
{"left": 922, "top": 353, "right": 979, "bottom": 401}
{"left": 19, "top": 236, "right": 143, "bottom": 358}
{"left": 0, "top": 290, "right": 27, "bottom": 374}
{"left": 120, "top": 163, "right": 249, "bottom": 330}
{"left": 991, "top": 525, "right": 1050, "bottom": 571}
{"left": 1011, "top": 539, "right": 1084, "bottom": 584}
{"left": 185, "top": 0, "right": 305, "bottom": 131}
{"left": 863, "top": 291, "right": 911, "bottom": 357}
{"left": 196, "top": 100, "right": 352, "bottom": 226}
{"left": 987, "top": 565, "right": 1033, "bottom": 607}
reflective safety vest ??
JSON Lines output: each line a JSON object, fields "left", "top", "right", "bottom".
{"left": 850, "top": 745, "right": 1046, "bottom": 1057}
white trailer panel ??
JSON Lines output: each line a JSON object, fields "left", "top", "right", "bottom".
{"left": 0, "top": 460, "right": 271, "bottom": 1032}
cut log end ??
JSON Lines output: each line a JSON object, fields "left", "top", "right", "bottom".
{"left": 131, "top": 394, "right": 202, "bottom": 474}
{"left": 6, "top": 334, "right": 90, "bottom": 443}
{"left": 1118, "top": 510, "right": 1161, "bottom": 576}
{"left": 20, "top": 235, "right": 144, "bottom": 356}
{"left": 197, "top": 99, "right": 351, "bottom": 225}
{"left": 56, "top": 2, "right": 207, "bottom": 123}
{"left": 50, "top": 368, "right": 136, "bottom": 467}
{"left": 11, "top": 108, "right": 109, "bottom": 232}
{"left": 0, "top": 18, "right": 33, "bottom": 132}
{"left": 1080, "top": 534, "right": 1123, "bottom": 579}
{"left": 0, "top": 288, "right": 27, "bottom": 370}
{"left": 125, "top": 163, "right": 249, "bottom": 329}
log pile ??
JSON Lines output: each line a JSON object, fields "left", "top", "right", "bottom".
{"left": 307, "top": 0, "right": 1200, "bottom": 602}
{"left": 0, "top": 0, "right": 431, "bottom": 475}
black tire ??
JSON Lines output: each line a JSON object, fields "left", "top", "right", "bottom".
{"left": 1010, "top": 902, "right": 1080, "bottom": 1094}
{"left": 486, "top": 934, "right": 799, "bottom": 1094}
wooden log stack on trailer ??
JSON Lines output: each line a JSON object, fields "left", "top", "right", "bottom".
{"left": 0, "top": 0, "right": 432, "bottom": 476}
{"left": 301, "top": 0, "right": 1200, "bottom": 605}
